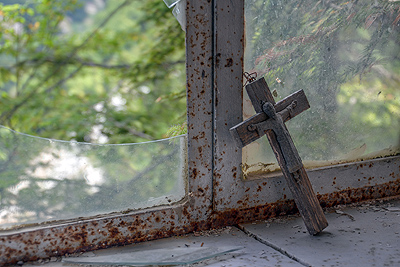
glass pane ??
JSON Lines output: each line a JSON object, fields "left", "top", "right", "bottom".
{"left": 163, "top": 0, "right": 181, "bottom": 8}
{"left": 63, "top": 246, "right": 242, "bottom": 265}
{"left": 243, "top": 0, "right": 400, "bottom": 178}
{"left": 0, "top": 126, "right": 186, "bottom": 229}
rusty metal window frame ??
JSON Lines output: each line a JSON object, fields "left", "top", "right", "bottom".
{"left": 1, "top": 0, "right": 400, "bottom": 264}
{"left": 211, "top": 0, "right": 400, "bottom": 216}
{"left": 1, "top": 1, "right": 214, "bottom": 263}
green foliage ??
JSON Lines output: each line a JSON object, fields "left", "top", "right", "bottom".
{"left": 0, "top": 0, "right": 186, "bottom": 143}
{"left": 0, "top": 0, "right": 187, "bottom": 227}
{"left": 165, "top": 121, "right": 187, "bottom": 137}
{"left": 0, "top": 125, "right": 185, "bottom": 226}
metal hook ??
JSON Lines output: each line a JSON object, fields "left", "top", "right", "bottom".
{"left": 243, "top": 72, "right": 257, "bottom": 87}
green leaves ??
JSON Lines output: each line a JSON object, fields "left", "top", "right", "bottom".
{"left": 0, "top": 0, "right": 188, "bottom": 227}
{"left": 0, "top": 0, "right": 186, "bottom": 143}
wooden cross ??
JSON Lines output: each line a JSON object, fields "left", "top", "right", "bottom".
{"left": 230, "top": 77, "right": 328, "bottom": 235}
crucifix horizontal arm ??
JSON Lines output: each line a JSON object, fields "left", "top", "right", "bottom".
{"left": 231, "top": 88, "right": 310, "bottom": 148}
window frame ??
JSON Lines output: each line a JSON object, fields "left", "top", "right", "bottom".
{"left": 1, "top": 0, "right": 400, "bottom": 264}
{"left": 211, "top": 0, "right": 400, "bottom": 214}
{"left": 1, "top": 1, "right": 215, "bottom": 264}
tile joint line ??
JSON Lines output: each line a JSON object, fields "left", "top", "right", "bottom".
{"left": 236, "top": 224, "right": 312, "bottom": 267}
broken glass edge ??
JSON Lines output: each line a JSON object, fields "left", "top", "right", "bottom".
{"left": 62, "top": 246, "right": 243, "bottom": 265}
{"left": 0, "top": 125, "right": 186, "bottom": 146}
{"left": 163, "top": 0, "right": 181, "bottom": 9}
{"left": 0, "top": 125, "right": 188, "bottom": 230}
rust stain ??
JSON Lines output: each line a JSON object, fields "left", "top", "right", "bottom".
{"left": 224, "top": 58, "right": 233, "bottom": 67}
{"left": 2, "top": 179, "right": 399, "bottom": 265}
{"left": 192, "top": 168, "right": 198, "bottom": 178}
{"left": 318, "top": 179, "right": 400, "bottom": 208}
{"left": 2, "top": 0, "right": 400, "bottom": 263}
{"left": 215, "top": 53, "right": 221, "bottom": 67}
{"left": 212, "top": 179, "right": 400, "bottom": 227}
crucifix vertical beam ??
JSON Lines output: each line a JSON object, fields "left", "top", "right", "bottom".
{"left": 230, "top": 78, "right": 328, "bottom": 235}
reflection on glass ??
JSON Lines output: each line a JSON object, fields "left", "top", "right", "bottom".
{"left": 243, "top": 0, "right": 400, "bottom": 178}
{"left": 0, "top": 126, "right": 186, "bottom": 229}
{"left": 163, "top": 0, "right": 181, "bottom": 9}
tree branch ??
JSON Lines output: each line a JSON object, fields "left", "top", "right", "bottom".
{"left": 44, "top": 65, "right": 84, "bottom": 94}
{"left": 111, "top": 120, "right": 156, "bottom": 140}
{"left": 1, "top": 0, "right": 133, "bottom": 123}
{"left": 7, "top": 58, "right": 185, "bottom": 70}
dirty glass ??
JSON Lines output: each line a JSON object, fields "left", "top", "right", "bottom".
{"left": 243, "top": 0, "right": 400, "bottom": 179}
{"left": 0, "top": 126, "right": 186, "bottom": 229}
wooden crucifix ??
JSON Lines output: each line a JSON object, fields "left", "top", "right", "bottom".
{"left": 230, "top": 77, "right": 328, "bottom": 235}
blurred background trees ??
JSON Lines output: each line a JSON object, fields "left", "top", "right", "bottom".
{"left": 0, "top": 0, "right": 187, "bottom": 228}
{"left": 0, "top": 0, "right": 186, "bottom": 144}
